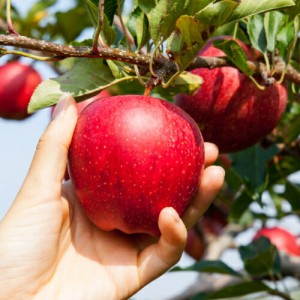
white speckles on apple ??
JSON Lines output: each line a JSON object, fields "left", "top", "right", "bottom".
{"left": 69, "top": 95, "right": 204, "bottom": 236}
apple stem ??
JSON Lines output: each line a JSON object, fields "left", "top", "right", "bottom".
{"left": 264, "top": 52, "right": 271, "bottom": 74}
{"left": 144, "top": 76, "right": 161, "bottom": 96}
{"left": 134, "top": 65, "right": 146, "bottom": 86}
{"left": 6, "top": 0, "right": 18, "bottom": 35}
{"left": 249, "top": 75, "right": 266, "bottom": 90}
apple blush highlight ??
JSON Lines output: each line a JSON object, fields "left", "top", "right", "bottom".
{"left": 175, "top": 38, "right": 287, "bottom": 153}
{"left": 68, "top": 95, "right": 204, "bottom": 236}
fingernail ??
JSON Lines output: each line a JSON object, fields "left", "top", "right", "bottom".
{"left": 52, "top": 94, "right": 71, "bottom": 120}
{"left": 216, "top": 166, "right": 226, "bottom": 178}
{"left": 170, "top": 208, "right": 180, "bottom": 223}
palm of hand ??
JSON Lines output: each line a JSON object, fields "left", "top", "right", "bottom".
{"left": 0, "top": 182, "right": 176, "bottom": 300}
{"left": 0, "top": 97, "right": 224, "bottom": 300}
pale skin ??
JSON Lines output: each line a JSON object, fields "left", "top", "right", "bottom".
{"left": 0, "top": 95, "right": 225, "bottom": 300}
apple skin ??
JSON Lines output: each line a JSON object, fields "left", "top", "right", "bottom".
{"left": 254, "top": 227, "right": 300, "bottom": 257}
{"left": 174, "top": 38, "right": 287, "bottom": 153}
{"left": 0, "top": 61, "right": 42, "bottom": 120}
{"left": 68, "top": 95, "right": 204, "bottom": 236}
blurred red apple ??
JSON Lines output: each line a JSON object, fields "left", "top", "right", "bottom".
{"left": 68, "top": 95, "right": 204, "bottom": 236}
{"left": 175, "top": 37, "right": 287, "bottom": 153}
{"left": 185, "top": 227, "right": 206, "bottom": 260}
{"left": 185, "top": 204, "right": 228, "bottom": 260}
{"left": 254, "top": 227, "right": 300, "bottom": 256}
{"left": 0, "top": 61, "right": 42, "bottom": 120}
{"left": 200, "top": 204, "right": 228, "bottom": 237}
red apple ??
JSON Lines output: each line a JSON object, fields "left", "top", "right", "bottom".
{"left": 68, "top": 95, "right": 204, "bottom": 236}
{"left": 254, "top": 227, "right": 300, "bottom": 256}
{"left": 0, "top": 61, "right": 42, "bottom": 120}
{"left": 185, "top": 227, "right": 206, "bottom": 260}
{"left": 174, "top": 37, "right": 287, "bottom": 153}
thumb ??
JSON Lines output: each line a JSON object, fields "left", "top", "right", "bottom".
{"left": 18, "top": 94, "right": 78, "bottom": 199}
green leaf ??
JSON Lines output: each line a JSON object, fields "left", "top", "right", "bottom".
{"left": 191, "top": 293, "right": 209, "bottom": 300}
{"left": 284, "top": 0, "right": 300, "bottom": 19}
{"left": 101, "top": 14, "right": 116, "bottom": 45}
{"left": 213, "top": 39, "right": 254, "bottom": 76}
{"left": 106, "top": 60, "right": 130, "bottom": 79}
{"left": 104, "top": 0, "right": 118, "bottom": 25}
{"left": 264, "top": 11, "right": 284, "bottom": 52}
{"left": 127, "top": 7, "right": 150, "bottom": 49}
{"left": 138, "top": 0, "right": 156, "bottom": 14}
{"left": 167, "top": 15, "right": 204, "bottom": 71}
{"left": 147, "top": 0, "right": 188, "bottom": 43}
{"left": 247, "top": 14, "right": 267, "bottom": 54}
{"left": 152, "top": 71, "right": 203, "bottom": 101}
{"left": 227, "top": 0, "right": 295, "bottom": 24}
{"left": 230, "top": 144, "right": 279, "bottom": 190}
{"left": 239, "top": 237, "right": 281, "bottom": 277}
{"left": 277, "top": 20, "right": 298, "bottom": 60}
{"left": 184, "top": 0, "right": 214, "bottom": 16}
{"left": 206, "top": 281, "right": 271, "bottom": 299}
{"left": 170, "top": 72, "right": 203, "bottom": 95}
{"left": 84, "top": 0, "right": 99, "bottom": 27}
{"left": 230, "top": 189, "right": 254, "bottom": 222}
{"left": 282, "top": 181, "right": 300, "bottom": 211}
{"left": 225, "top": 167, "right": 245, "bottom": 192}
{"left": 56, "top": 7, "right": 92, "bottom": 43}
{"left": 195, "top": 0, "right": 238, "bottom": 29}
{"left": 28, "top": 59, "right": 119, "bottom": 113}
{"left": 171, "top": 260, "right": 242, "bottom": 277}
{"left": 268, "top": 155, "right": 300, "bottom": 186}
{"left": 282, "top": 105, "right": 300, "bottom": 143}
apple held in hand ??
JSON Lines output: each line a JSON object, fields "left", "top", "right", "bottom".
{"left": 175, "top": 38, "right": 287, "bottom": 153}
{"left": 0, "top": 61, "right": 42, "bottom": 120}
{"left": 68, "top": 95, "right": 204, "bottom": 236}
{"left": 254, "top": 227, "right": 300, "bottom": 256}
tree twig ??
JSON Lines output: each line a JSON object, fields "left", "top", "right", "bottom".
{"left": 0, "top": 34, "right": 300, "bottom": 86}
{"left": 0, "top": 34, "right": 151, "bottom": 65}
{"left": 92, "top": 0, "right": 105, "bottom": 53}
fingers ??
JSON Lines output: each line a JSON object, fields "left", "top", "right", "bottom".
{"left": 182, "top": 165, "right": 225, "bottom": 230}
{"left": 18, "top": 94, "right": 78, "bottom": 198}
{"left": 137, "top": 207, "right": 187, "bottom": 288}
{"left": 204, "top": 142, "right": 219, "bottom": 167}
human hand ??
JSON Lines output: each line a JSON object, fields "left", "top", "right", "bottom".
{"left": 0, "top": 95, "right": 225, "bottom": 300}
